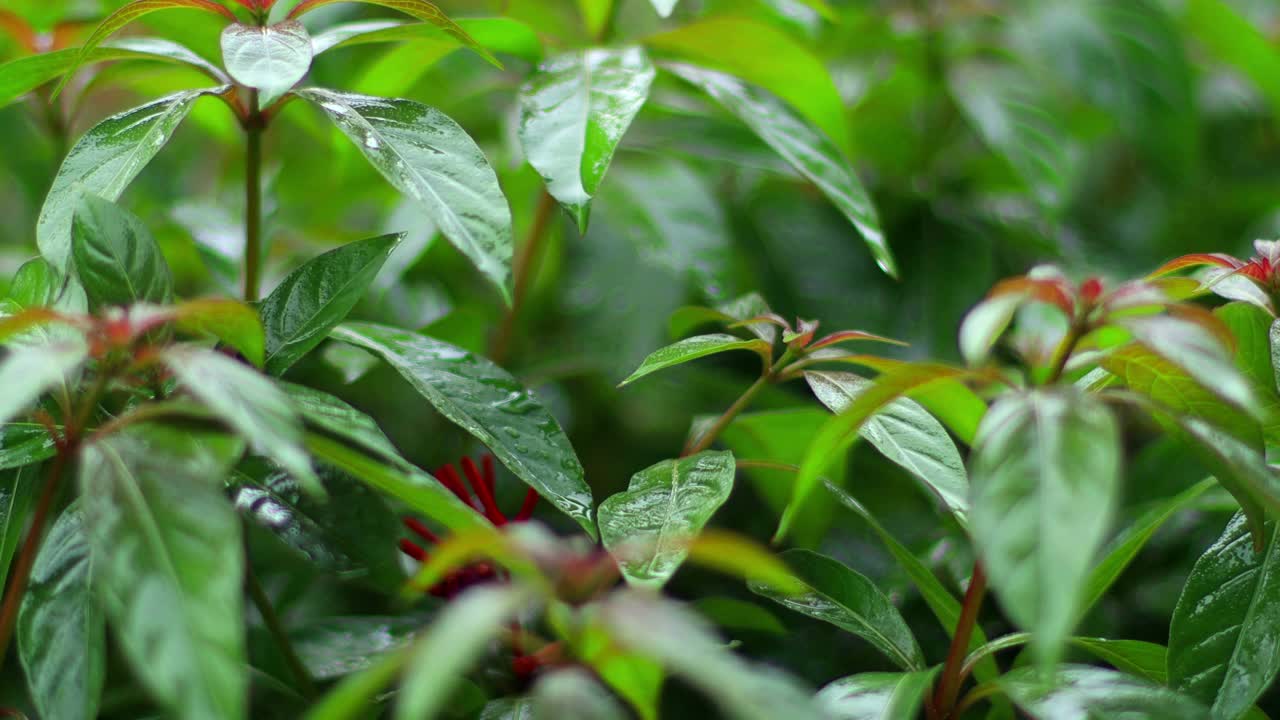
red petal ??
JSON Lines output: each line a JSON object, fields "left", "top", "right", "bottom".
{"left": 462, "top": 457, "right": 506, "bottom": 524}
{"left": 403, "top": 517, "right": 440, "bottom": 544}
{"left": 514, "top": 488, "right": 539, "bottom": 521}
{"left": 398, "top": 539, "right": 428, "bottom": 563}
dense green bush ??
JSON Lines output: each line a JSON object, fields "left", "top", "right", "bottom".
{"left": 4, "top": 0, "right": 1280, "bottom": 718}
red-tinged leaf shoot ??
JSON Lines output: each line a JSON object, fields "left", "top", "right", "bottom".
{"left": 807, "top": 330, "right": 908, "bottom": 352}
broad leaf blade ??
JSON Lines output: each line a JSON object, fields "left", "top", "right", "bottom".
{"left": 750, "top": 549, "right": 924, "bottom": 671}
{"left": 598, "top": 450, "right": 735, "bottom": 588}
{"left": 969, "top": 390, "right": 1120, "bottom": 673}
{"left": 518, "top": 47, "right": 655, "bottom": 229}
{"left": 17, "top": 505, "right": 105, "bottom": 720}
{"left": 665, "top": 63, "right": 896, "bottom": 278}
{"left": 297, "top": 89, "right": 513, "bottom": 302}
{"left": 221, "top": 21, "right": 313, "bottom": 109}
{"left": 816, "top": 669, "right": 938, "bottom": 720}
{"left": 331, "top": 322, "right": 595, "bottom": 537}
{"left": 0, "top": 464, "right": 39, "bottom": 587}
{"left": 289, "top": 0, "right": 500, "bottom": 67}
{"left": 260, "top": 233, "right": 401, "bottom": 375}
{"left": 619, "top": 333, "right": 771, "bottom": 386}
{"left": 281, "top": 382, "right": 407, "bottom": 469}
{"left": 1001, "top": 666, "right": 1206, "bottom": 719}
{"left": 71, "top": 194, "right": 173, "bottom": 309}
{"left": 533, "top": 669, "right": 629, "bottom": 720}
{"left": 0, "top": 339, "right": 89, "bottom": 426}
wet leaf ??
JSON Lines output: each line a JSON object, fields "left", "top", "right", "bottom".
{"left": 280, "top": 382, "right": 407, "bottom": 469}
{"left": 297, "top": 89, "right": 513, "bottom": 301}
{"left": 331, "top": 322, "right": 595, "bottom": 537}
{"left": 170, "top": 298, "right": 266, "bottom": 367}
{"left": 71, "top": 194, "right": 173, "bottom": 309}
{"left": 969, "top": 389, "right": 1120, "bottom": 673}
{"left": 816, "top": 669, "right": 938, "bottom": 720}
{"left": 1073, "top": 638, "right": 1168, "bottom": 684}
{"left": 1001, "top": 666, "right": 1206, "bottom": 719}
{"left": 260, "top": 233, "right": 400, "bottom": 376}
{"left": 221, "top": 21, "right": 313, "bottom": 109}
{"left": 532, "top": 669, "right": 628, "bottom": 720}
{"left": 0, "top": 339, "right": 89, "bottom": 426}
{"left": 518, "top": 47, "right": 654, "bottom": 229}
{"left": 598, "top": 450, "right": 735, "bottom": 588}
{"left": 289, "top": 0, "right": 500, "bottom": 67}
{"left": 0, "top": 464, "right": 38, "bottom": 587}
{"left": 1122, "top": 314, "right": 1260, "bottom": 420}
{"left": 0, "top": 422, "right": 56, "bottom": 470}
{"left": 17, "top": 505, "right": 105, "bottom": 720}
{"left": 750, "top": 549, "right": 924, "bottom": 670}
{"left": 291, "top": 615, "right": 424, "bottom": 680}
{"left": 619, "top": 333, "right": 771, "bottom": 386}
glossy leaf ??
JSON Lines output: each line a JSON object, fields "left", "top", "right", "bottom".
{"left": 969, "top": 390, "right": 1120, "bottom": 672}
{"left": 280, "top": 382, "right": 407, "bottom": 469}
{"left": 1073, "top": 638, "right": 1168, "bottom": 684}
{"left": 1168, "top": 512, "right": 1280, "bottom": 719}
{"left": 330, "top": 322, "right": 595, "bottom": 537}
{"left": 1176, "top": 417, "right": 1280, "bottom": 551}
{"left": 170, "top": 298, "right": 266, "bottom": 367}
{"left": 288, "top": 0, "right": 500, "bottom": 67}
{"left": 1123, "top": 314, "right": 1259, "bottom": 420}
{"left": 161, "top": 345, "right": 318, "bottom": 495}
{"left": 805, "top": 370, "right": 968, "bottom": 517}
{"left": 291, "top": 615, "right": 423, "bottom": 680}
{"left": 7, "top": 258, "right": 60, "bottom": 309}
{"left": 0, "top": 464, "right": 38, "bottom": 586}
{"left": 38, "top": 88, "right": 223, "bottom": 273}
{"left": 750, "top": 549, "right": 924, "bottom": 670}
{"left": 0, "top": 339, "right": 89, "bottom": 426}
{"left": 71, "top": 194, "right": 173, "bottom": 309}
{"left": 578, "top": 0, "right": 613, "bottom": 38}
{"left": 533, "top": 668, "right": 628, "bottom": 720}
{"left": 619, "top": 333, "right": 771, "bottom": 386}
{"left": 598, "top": 450, "right": 734, "bottom": 588}
{"left": 305, "top": 434, "right": 489, "bottom": 533}
{"left": 395, "top": 584, "right": 535, "bottom": 720}
{"left": 303, "top": 644, "right": 411, "bottom": 720}
{"left": 816, "top": 669, "right": 938, "bottom": 720}
{"left": 1001, "top": 665, "right": 1206, "bottom": 719}
{"left": 51, "top": 0, "right": 235, "bottom": 98}
{"left": 79, "top": 426, "right": 246, "bottom": 720}
{"left": 0, "top": 422, "right": 56, "bottom": 470}
{"left": 480, "top": 698, "right": 534, "bottom": 719}
{"left": 221, "top": 21, "right": 313, "bottom": 109}
{"left": 665, "top": 63, "right": 896, "bottom": 278}
{"left": 518, "top": 47, "right": 654, "bottom": 229}
{"left": 297, "top": 89, "right": 513, "bottom": 301}
{"left": 17, "top": 505, "right": 105, "bottom": 720}
{"left": 260, "top": 233, "right": 400, "bottom": 376}
{"left": 310, "top": 17, "right": 541, "bottom": 63}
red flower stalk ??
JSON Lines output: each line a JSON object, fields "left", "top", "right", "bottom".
{"left": 397, "top": 455, "right": 538, "bottom": 600}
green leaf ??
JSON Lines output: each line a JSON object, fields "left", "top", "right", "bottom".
{"left": 959, "top": 293, "right": 1025, "bottom": 366}
{"left": 0, "top": 422, "right": 56, "bottom": 470}
{"left": 805, "top": 370, "right": 968, "bottom": 517}
{"left": 170, "top": 298, "right": 266, "bottom": 367}
{"left": 550, "top": 607, "right": 662, "bottom": 720}
{"left": 816, "top": 669, "right": 939, "bottom": 720}
{"left": 17, "top": 505, "right": 106, "bottom": 720}
{"left": 296, "top": 89, "right": 513, "bottom": 302}
{"left": 80, "top": 425, "right": 246, "bottom": 720}
{"left": 649, "top": 18, "right": 848, "bottom": 153}
{"left": 220, "top": 21, "right": 313, "bottom": 110}
{"left": 0, "top": 464, "right": 38, "bottom": 587}
{"left": 1102, "top": 343, "right": 1254, "bottom": 441}
{"left": 305, "top": 433, "right": 489, "bottom": 533}
{"left": 0, "top": 38, "right": 225, "bottom": 108}
{"left": 619, "top": 333, "right": 771, "bottom": 386}
{"left": 7, "top": 258, "right": 60, "bottom": 309}
{"left": 38, "top": 88, "right": 223, "bottom": 273}
{"left": 480, "top": 697, "right": 534, "bottom": 719}
{"left": 1122, "top": 314, "right": 1260, "bottom": 420}
{"left": 518, "top": 47, "right": 654, "bottom": 229}
{"left": 291, "top": 615, "right": 423, "bottom": 680}
{"left": 601, "top": 590, "right": 827, "bottom": 720}
{"left": 1182, "top": 0, "right": 1280, "bottom": 116}
{"left": 598, "top": 450, "right": 735, "bottom": 588}
{"left": 302, "top": 642, "right": 412, "bottom": 720}
{"left": 161, "top": 346, "right": 319, "bottom": 495}
{"left": 1215, "top": 304, "right": 1280, "bottom": 426}
{"left": 782, "top": 363, "right": 970, "bottom": 541}
{"left": 1168, "top": 512, "right": 1280, "bottom": 719}
{"left": 0, "top": 338, "right": 89, "bottom": 426}
{"left": 969, "top": 389, "right": 1120, "bottom": 673}
{"left": 288, "top": 0, "right": 501, "bottom": 68}
{"left": 233, "top": 466, "right": 405, "bottom": 592}
{"left": 1083, "top": 478, "right": 1217, "bottom": 611}
{"left": 260, "top": 233, "right": 401, "bottom": 376}
{"left": 665, "top": 62, "right": 896, "bottom": 278}
{"left": 330, "top": 322, "right": 595, "bottom": 537}
{"left": 750, "top": 549, "right": 924, "bottom": 671}
{"left": 280, "top": 382, "right": 407, "bottom": 470}
{"left": 1175, "top": 417, "right": 1280, "bottom": 550}
{"left": 310, "top": 17, "right": 541, "bottom": 63}
{"left": 1000, "top": 666, "right": 1207, "bottom": 719}
{"left": 694, "top": 596, "right": 786, "bottom": 635}
{"left": 71, "top": 194, "right": 173, "bottom": 309}
{"left": 50, "top": 0, "right": 235, "bottom": 99}
{"left": 1073, "top": 638, "right": 1168, "bottom": 684}
{"left": 533, "top": 668, "right": 629, "bottom": 720}
{"left": 578, "top": 0, "right": 613, "bottom": 38}
{"left": 395, "top": 584, "right": 535, "bottom": 720}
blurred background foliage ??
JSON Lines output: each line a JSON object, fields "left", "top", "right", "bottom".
{"left": 4, "top": 0, "right": 1280, "bottom": 716}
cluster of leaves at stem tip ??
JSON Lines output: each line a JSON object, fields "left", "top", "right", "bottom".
{"left": 3, "top": 0, "right": 1280, "bottom": 719}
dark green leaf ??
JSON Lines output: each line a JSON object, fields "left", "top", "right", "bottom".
{"left": 296, "top": 89, "right": 513, "bottom": 301}
{"left": 969, "top": 390, "right": 1120, "bottom": 672}
{"left": 619, "top": 333, "right": 771, "bottom": 386}
{"left": 17, "top": 505, "right": 105, "bottom": 720}
{"left": 1168, "top": 512, "right": 1280, "bottom": 719}
{"left": 71, "top": 194, "right": 173, "bottom": 309}
{"left": 1073, "top": 638, "right": 1168, "bottom": 684}
{"left": 302, "top": 643, "right": 412, "bottom": 720}
{"left": 331, "top": 322, "right": 595, "bottom": 537}
{"left": 665, "top": 63, "right": 896, "bottom": 278}
{"left": 1182, "top": 0, "right": 1280, "bottom": 115}
{"left": 220, "top": 21, "right": 313, "bottom": 110}
{"left": 80, "top": 425, "right": 246, "bottom": 720}
{"left": 0, "top": 422, "right": 56, "bottom": 470}
{"left": 291, "top": 615, "right": 423, "bottom": 680}
{"left": 280, "top": 382, "right": 407, "bottom": 469}
{"left": 598, "top": 450, "right": 735, "bottom": 588}
{"left": 518, "top": 47, "right": 654, "bottom": 229}
{"left": 1123, "top": 314, "right": 1260, "bottom": 419}
{"left": 805, "top": 370, "right": 967, "bottom": 517}
{"left": 260, "top": 233, "right": 401, "bottom": 376}
{"left": 0, "top": 464, "right": 38, "bottom": 586}
{"left": 1001, "top": 666, "right": 1206, "bottom": 719}
{"left": 816, "top": 669, "right": 938, "bottom": 720}
{"left": 750, "top": 549, "right": 924, "bottom": 671}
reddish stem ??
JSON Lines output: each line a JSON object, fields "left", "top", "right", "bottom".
{"left": 929, "top": 563, "right": 988, "bottom": 720}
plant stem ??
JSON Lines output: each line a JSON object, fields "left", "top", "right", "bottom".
{"left": 246, "top": 564, "right": 317, "bottom": 699}
{"left": 0, "top": 451, "right": 70, "bottom": 669}
{"left": 1044, "top": 321, "right": 1085, "bottom": 385}
{"left": 683, "top": 374, "right": 770, "bottom": 456}
{"left": 243, "top": 92, "right": 265, "bottom": 303}
{"left": 929, "top": 563, "right": 988, "bottom": 720}
{"left": 491, "top": 190, "right": 557, "bottom": 364}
